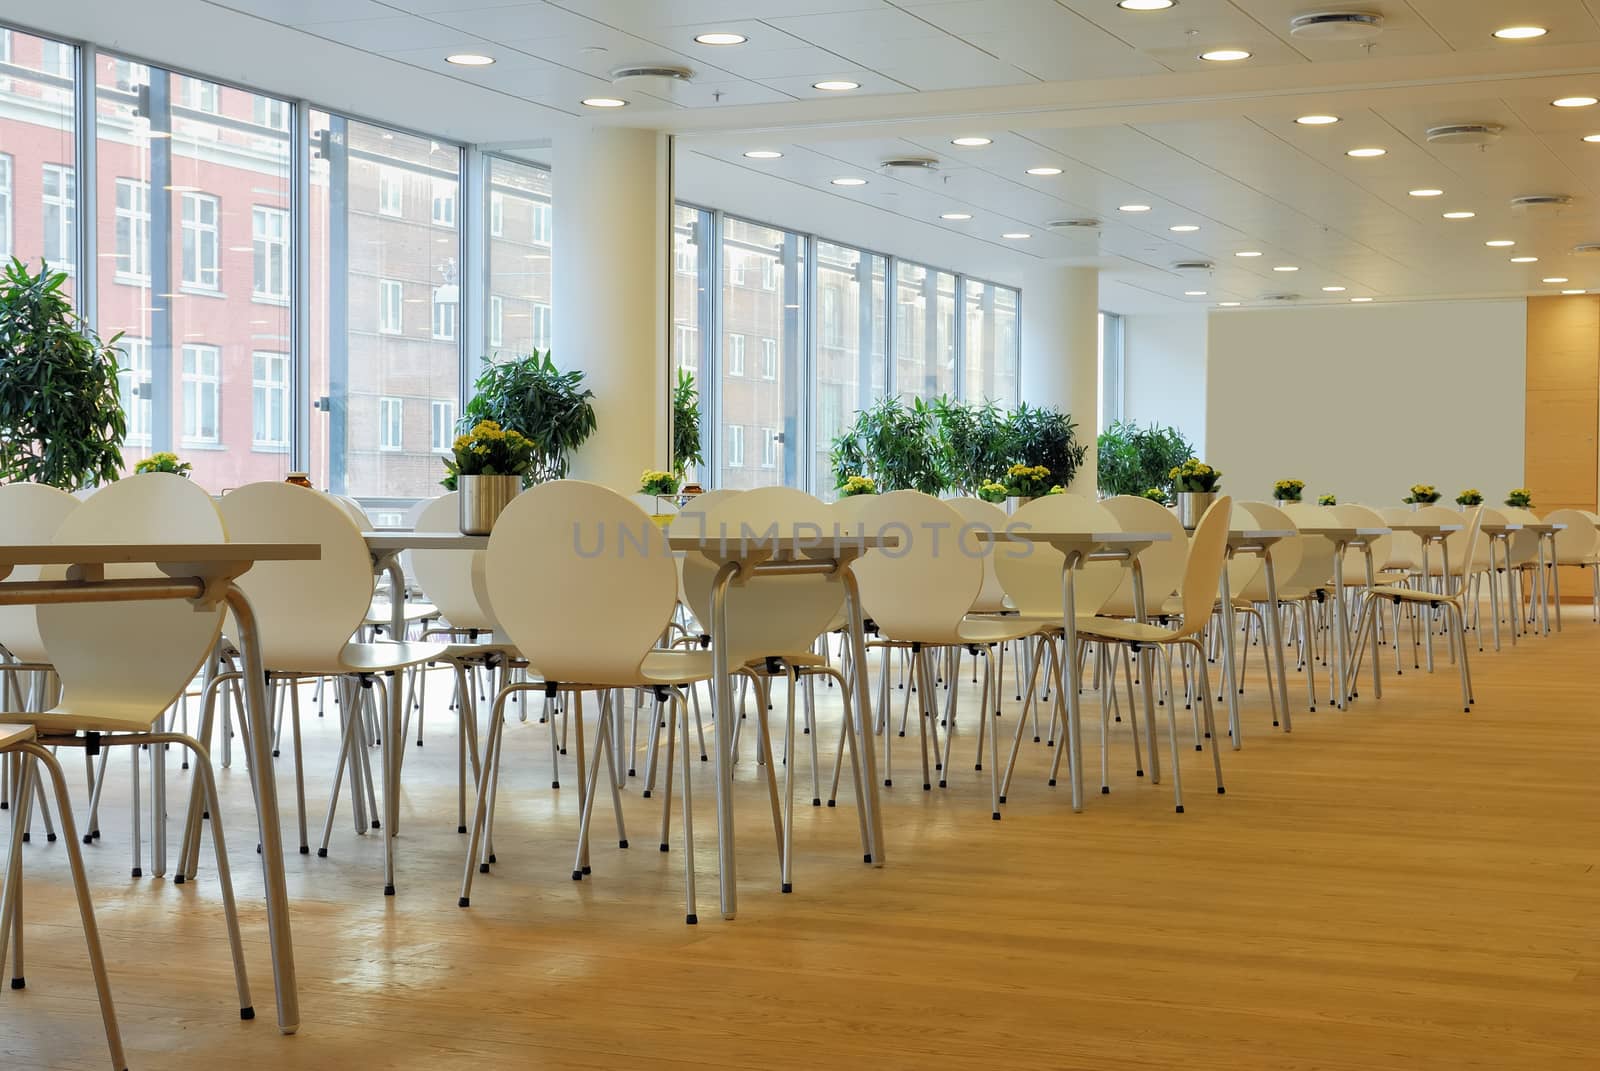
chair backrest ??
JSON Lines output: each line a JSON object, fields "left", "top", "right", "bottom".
{"left": 1235, "top": 501, "right": 1304, "bottom": 602}
{"left": 1174, "top": 496, "right": 1234, "bottom": 635}
{"left": 218, "top": 483, "right": 376, "bottom": 669}
{"left": 852, "top": 491, "right": 981, "bottom": 645}
{"left": 1448, "top": 507, "right": 1484, "bottom": 583}
{"left": 680, "top": 487, "right": 845, "bottom": 666}
{"left": 673, "top": 489, "right": 742, "bottom": 631}
{"left": 37, "top": 474, "right": 226, "bottom": 728}
{"left": 0, "top": 483, "right": 80, "bottom": 664}
{"left": 1376, "top": 506, "right": 1424, "bottom": 572}
{"left": 1098, "top": 495, "right": 1189, "bottom": 616}
{"left": 410, "top": 492, "right": 497, "bottom": 632}
{"left": 397, "top": 495, "right": 438, "bottom": 582}
{"left": 1498, "top": 506, "right": 1542, "bottom": 566}
{"left": 1333, "top": 504, "right": 1392, "bottom": 583}
{"left": 487, "top": 480, "right": 677, "bottom": 684}
{"left": 948, "top": 497, "right": 1012, "bottom": 614}
{"left": 1272, "top": 504, "right": 1341, "bottom": 592}
{"left": 1545, "top": 508, "right": 1600, "bottom": 564}
{"left": 1222, "top": 501, "right": 1265, "bottom": 596}
{"left": 992, "top": 492, "right": 1122, "bottom": 618}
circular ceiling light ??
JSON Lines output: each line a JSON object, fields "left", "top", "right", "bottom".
{"left": 1118, "top": 0, "right": 1175, "bottom": 9}
{"left": 1409, "top": 188, "right": 1444, "bottom": 197}
{"left": 1494, "top": 26, "right": 1547, "bottom": 40}
{"left": 831, "top": 177, "right": 867, "bottom": 186}
{"left": 582, "top": 97, "right": 627, "bottom": 108}
{"left": 1443, "top": 210, "right": 1476, "bottom": 219}
{"left": 1553, "top": 96, "right": 1598, "bottom": 108}
{"left": 1119, "top": 204, "right": 1152, "bottom": 212}
{"left": 694, "top": 32, "right": 747, "bottom": 45}
{"left": 951, "top": 136, "right": 992, "bottom": 147}
{"left": 1273, "top": 265, "right": 1299, "bottom": 272}
{"left": 1346, "top": 147, "right": 1387, "bottom": 158}
{"left": 1002, "top": 232, "right": 1032, "bottom": 240}
{"left": 743, "top": 150, "right": 782, "bottom": 159}
{"left": 1296, "top": 114, "right": 1340, "bottom": 125}
{"left": 445, "top": 53, "right": 495, "bottom": 66}
{"left": 1185, "top": 290, "right": 1208, "bottom": 296}
{"left": 1350, "top": 297, "right": 1374, "bottom": 302}
{"left": 1200, "top": 49, "right": 1251, "bottom": 62}
{"left": 1511, "top": 256, "right": 1539, "bottom": 263}
{"left": 1322, "top": 286, "right": 1346, "bottom": 292}
{"left": 940, "top": 212, "right": 973, "bottom": 220}
{"left": 1544, "top": 277, "right": 1570, "bottom": 283}
{"left": 1170, "top": 224, "right": 1201, "bottom": 232}
{"left": 813, "top": 80, "right": 860, "bottom": 91}
{"left": 1025, "top": 166, "right": 1063, "bottom": 176}
{"left": 1235, "top": 250, "right": 1262, "bottom": 257}
{"left": 1486, "top": 239, "right": 1516, "bottom": 247}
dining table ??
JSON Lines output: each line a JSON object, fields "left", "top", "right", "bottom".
{"left": 1383, "top": 518, "right": 1464, "bottom": 666}
{"left": 1217, "top": 529, "right": 1297, "bottom": 743}
{"left": 1292, "top": 524, "right": 1391, "bottom": 708}
{"left": 362, "top": 530, "right": 488, "bottom": 637}
{"left": 1520, "top": 522, "right": 1566, "bottom": 635}
{"left": 0, "top": 540, "right": 320, "bottom": 1036}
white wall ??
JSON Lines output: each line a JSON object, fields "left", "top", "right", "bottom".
{"left": 1206, "top": 300, "right": 1527, "bottom": 506}
{"left": 1121, "top": 312, "right": 1208, "bottom": 449}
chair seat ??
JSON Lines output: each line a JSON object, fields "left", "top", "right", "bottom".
{"left": 268, "top": 639, "right": 455, "bottom": 678}
{"left": 1075, "top": 617, "right": 1183, "bottom": 646}
{"left": 365, "top": 601, "right": 440, "bottom": 628}
{"left": 639, "top": 649, "right": 715, "bottom": 686}
{"left": 435, "top": 640, "right": 523, "bottom": 664}
{"left": 1364, "top": 584, "right": 1465, "bottom": 606}
{"left": 0, "top": 723, "right": 36, "bottom": 748}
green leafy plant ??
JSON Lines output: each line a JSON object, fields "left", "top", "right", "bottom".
{"left": 461, "top": 350, "right": 596, "bottom": 484}
{"left": 1403, "top": 483, "right": 1441, "bottom": 504}
{"left": 671, "top": 368, "right": 703, "bottom": 479}
{"left": 134, "top": 452, "right": 191, "bottom": 477}
{"left": 0, "top": 259, "right": 127, "bottom": 490}
{"left": 1273, "top": 478, "right": 1305, "bottom": 502}
{"left": 1505, "top": 488, "right": 1533, "bottom": 508}
{"left": 829, "top": 396, "right": 946, "bottom": 496}
{"left": 839, "top": 475, "right": 877, "bottom": 497}
{"left": 1456, "top": 489, "right": 1483, "bottom": 506}
{"left": 932, "top": 395, "right": 1013, "bottom": 496}
{"left": 1008, "top": 402, "right": 1088, "bottom": 491}
{"left": 441, "top": 420, "right": 535, "bottom": 489}
{"left": 1170, "top": 458, "right": 1222, "bottom": 493}
{"left": 639, "top": 469, "right": 679, "bottom": 496}
{"left": 1097, "top": 420, "right": 1195, "bottom": 501}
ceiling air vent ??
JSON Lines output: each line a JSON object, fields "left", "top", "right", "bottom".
{"left": 1262, "top": 293, "right": 1301, "bottom": 302}
{"left": 880, "top": 157, "right": 939, "bottom": 171}
{"left": 1574, "top": 243, "right": 1600, "bottom": 256}
{"left": 1511, "top": 194, "right": 1573, "bottom": 212}
{"left": 1288, "top": 12, "right": 1384, "bottom": 41}
{"left": 1047, "top": 218, "right": 1101, "bottom": 230}
{"left": 609, "top": 64, "right": 693, "bottom": 82}
{"left": 1172, "top": 260, "right": 1215, "bottom": 271}
{"left": 1426, "top": 123, "right": 1503, "bottom": 146}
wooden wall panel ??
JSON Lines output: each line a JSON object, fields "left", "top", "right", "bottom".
{"left": 1525, "top": 295, "right": 1599, "bottom": 600}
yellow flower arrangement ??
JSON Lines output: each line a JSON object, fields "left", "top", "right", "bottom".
{"left": 134, "top": 451, "right": 192, "bottom": 477}
{"left": 1170, "top": 458, "right": 1222, "bottom": 493}
{"left": 1402, "top": 483, "right": 1440, "bottom": 504}
{"left": 1455, "top": 489, "right": 1483, "bottom": 506}
{"left": 1505, "top": 488, "right": 1533, "bottom": 508}
{"left": 977, "top": 481, "right": 1009, "bottom": 504}
{"left": 1143, "top": 487, "right": 1167, "bottom": 504}
{"left": 1272, "top": 478, "right": 1305, "bottom": 502}
{"left": 640, "top": 469, "right": 680, "bottom": 496}
{"left": 1318, "top": 493, "right": 1337, "bottom": 506}
{"left": 838, "top": 475, "right": 877, "bottom": 497}
{"left": 1003, "top": 463, "right": 1053, "bottom": 498}
{"left": 441, "top": 419, "right": 536, "bottom": 490}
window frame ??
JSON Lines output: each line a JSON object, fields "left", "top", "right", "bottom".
{"left": 378, "top": 396, "right": 404, "bottom": 452}
{"left": 378, "top": 278, "right": 403, "bottom": 335}
{"left": 251, "top": 350, "right": 289, "bottom": 449}
{"left": 180, "top": 191, "right": 221, "bottom": 291}
{"left": 431, "top": 399, "right": 456, "bottom": 453}
{"left": 180, "top": 343, "right": 221, "bottom": 445}
{"left": 41, "top": 162, "right": 75, "bottom": 272}
{"left": 251, "top": 204, "right": 289, "bottom": 303}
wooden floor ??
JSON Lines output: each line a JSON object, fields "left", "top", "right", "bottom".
{"left": 2, "top": 617, "right": 1597, "bottom": 1070}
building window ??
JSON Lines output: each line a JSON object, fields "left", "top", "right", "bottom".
{"left": 116, "top": 338, "right": 152, "bottom": 444}
{"left": 821, "top": 288, "right": 844, "bottom": 347}
{"left": 378, "top": 397, "right": 403, "bottom": 451}
{"left": 729, "top": 253, "right": 746, "bottom": 287}
{"left": 178, "top": 76, "right": 219, "bottom": 113}
{"left": 432, "top": 290, "right": 458, "bottom": 340}
{"left": 727, "top": 333, "right": 746, "bottom": 376}
{"left": 41, "top": 164, "right": 75, "bottom": 272}
{"left": 252, "top": 351, "right": 289, "bottom": 448}
{"left": 761, "top": 337, "right": 778, "bottom": 380}
{"left": 114, "top": 178, "right": 150, "bottom": 280}
{"left": 431, "top": 179, "right": 456, "bottom": 227}
{"left": 761, "top": 255, "right": 776, "bottom": 291}
{"left": 675, "top": 324, "right": 698, "bottom": 371}
{"left": 726, "top": 424, "right": 744, "bottom": 468}
{"left": 674, "top": 236, "right": 695, "bottom": 274}
{"left": 0, "top": 156, "right": 10, "bottom": 260}
{"left": 488, "top": 295, "right": 503, "bottom": 347}
{"left": 431, "top": 400, "right": 455, "bottom": 453}
{"left": 39, "top": 42, "right": 72, "bottom": 78}
{"left": 254, "top": 97, "right": 289, "bottom": 131}
{"left": 761, "top": 427, "right": 779, "bottom": 469}
{"left": 531, "top": 200, "right": 552, "bottom": 244}
{"left": 181, "top": 192, "right": 220, "bottom": 290}
{"left": 378, "top": 279, "right": 403, "bottom": 334}
{"left": 377, "top": 167, "right": 402, "bottom": 217}
{"left": 489, "top": 192, "right": 504, "bottom": 237}
{"left": 181, "top": 344, "right": 220, "bottom": 444}
{"left": 252, "top": 205, "right": 288, "bottom": 302}
{"left": 109, "top": 58, "right": 148, "bottom": 92}
{"left": 533, "top": 302, "right": 552, "bottom": 350}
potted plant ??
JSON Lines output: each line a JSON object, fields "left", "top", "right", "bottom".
{"left": 1505, "top": 488, "right": 1533, "bottom": 509}
{"left": 0, "top": 259, "right": 127, "bottom": 491}
{"left": 1047, "top": 485, "right": 1067, "bottom": 496}
{"left": 1097, "top": 420, "right": 1195, "bottom": 501}
{"left": 639, "top": 469, "right": 681, "bottom": 526}
{"left": 671, "top": 368, "right": 703, "bottom": 483}
{"left": 1402, "top": 484, "right": 1441, "bottom": 508}
{"left": 1455, "top": 489, "right": 1483, "bottom": 507}
{"left": 933, "top": 396, "right": 1013, "bottom": 497}
{"left": 134, "top": 452, "right": 192, "bottom": 478}
{"left": 459, "top": 350, "right": 596, "bottom": 485}
{"left": 828, "top": 396, "right": 946, "bottom": 496}
{"left": 977, "top": 481, "right": 1008, "bottom": 505}
{"left": 1142, "top": 487, "right": 1168, "bottom": 504}
{"left": 1009, "top": 402, "right": 1088, "bottom": 492}
{"left": 443, "top": 420, "right": 535, "bottom": 534}
{"left": 1170, "top": 458, "right": 1222, "bottom": 528}
{"left": 1272, "top": 478, "right": 1305, "bottom": 503}
{"left": 1318, "top": 493, "right": 1337, "bottom": 506}
{"left": 1002, "top": 463, "right": 1052, "bottom": 510}
{"left": 839, "top": 475, "right": 877, "bottom": 498}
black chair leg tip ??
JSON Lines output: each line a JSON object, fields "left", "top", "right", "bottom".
{"left": 659, "top": 843, "right": 669, "bottom": 852}
{"left": 457, "top": 825, "right": 467, "bottom": 834}
{"left": 627, "top": 768, "right": 636, "bottom": 777}
{"left": 560, "top": 748, "right": 568, "bottom": 755}
{"left": 1047, "top": 778, "right": 1056, "bottom": 787}
{"left": 21, "top": 833, "right": 28, "bottom": 843}
{"left": 131, "top": 867, "right": 142, "bottom": 878}
{"left": 571, "top": 870, "right": 583, "bottom": 881}
{"left": 938, "top": 779, "right": 947, "bottom": 788}
{"left": 371, "top": 820, "right": 381, "bottom": 830}
{"left": 812, "top": 798, "right": 821, "bottom": 807}
{"left": 478, "top": 862, "right": 489, "bottom": 874}
{"left": 897, "top": 731, "right": 905, "bottom": 737}
{"left": 1033, "top": 735, "right": 1041, "bottom": 743}
{"left": 618, "top": 839, "right": 629, "bottom": 849}
{"left": 416, "top": 740, "right": 423, "bottom": 747}
{"left": 82, "top": 834, "right": 93, "bottom": 844}
{"left": 581, "top": 865, "right": 590, "bottom": 874}
{"left": 458, "top": 897, "right": 470, "bottom": 908}
{"left": 46, "top": 833, "right": 56, "bottom": 843}
{"left": 1100, "top": 786, "right": 1110, "bottom": 795}
{"left": 781, "top": 882, "right": 792, "bottom": 894}
{"left": 1175, "top": 805, "right": 1185, "bottom": 814}
{"left": 998, "top": 794, "right": 1007, "bottom": 803}
{"left": 922, "top": 783, "right": 931, "bottom": 791}
{"left": 240, "top": 1006, "right": 255, "bottom": 1021}
{"left": 552, "top": 781, "right": 560, "bottom": 789}
{"left": 686, "top": 913, "right": 698, "bottom": 925}
{"left": 1217, "top": 786, "right": 1226, "bottom": 795}
{"left": 299, "top": 845, "right": 310, "bottom": 855}
{"left": 991, "top": 811, "right": 1001, "bottom": 821}
{"left": 1136, "top": 769, "right": 1144, "bottom": 777}
{"left": 174, "top": 874, "right": 185, "bottom": 885}
{"left": 271, "top": 750, "right": 279, "bottom": 758}
{"left": 490, "top": 853, "right": 497, "bottom": 864}
{"left": 1195, "top": 744, "right": 1203, "bottom": 752}
{"left": 10, "top": 977, "right": 24, "bottom": 990}
{"left": 883, "top": 779, "right": 892, "bottom": 787}
{"left": 827, "top": 799, "right": 836, "bottom": 807}
{"left": 863, "top": 853, "right": 873, "bottom": 863}
{"left": 700, "top": 755, "right": 708, "bottom": 762}
{"left": 384, "top": 884, "right": 395, "bottom": 896}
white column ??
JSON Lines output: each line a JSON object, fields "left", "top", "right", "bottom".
{"left": 552, "top": 127, "right": 670, "bottom": 491}
{"left": 1020, "top": 265, "right": 1100, "bottom": 492}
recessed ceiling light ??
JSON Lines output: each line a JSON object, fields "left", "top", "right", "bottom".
{"left": 694, "top": 32, "right": 747, "bottom": 45}
{"left": 813, "top": 80, "right": 860, "bottom": 91}
{"left": 951, "top": 136, "right": 992, "bottom": 147}
{"left": 1351, "top": 297, "right": 1374, "bottom": 302}
{"left": 1511, "top": 256, "right": 1539, "bottom": 263}
{"left": 1273, "top": 265, "right": 1299, "bottom": 272}
{"left": 1346, "top": 147, "right": 1387, "bottom": 158}
{"left": 941, "top": 212, "right": 973, "bottom": 220}
{"left": 1185, "top": 290, "right": 1208, "bottom": 296}
{"left": 1486, "top": 239, "right": 1515, "bottom": 247}
{"left": 1170, "top": 224, "right": 1200, "bottom": 232}
{"left": 445, "top": 53, "right": 495, "bottom": 66}
{"left": 1200, "top": 49, "right": 1251, "bottom": 62}
{"left": 1218, "top": 301, "right": 1242, "bottom": 306}
{"left": 1002, "top": 232, "right": 1031, "bottom": 240}
{"left": 1118, "top": 0, "right": 1175, "bottom": 9}
{"left": 1025, "top": 166, "right": 1063, "bottom": 176}
{"left": 582, "top": 97, "right": 627, "bottom": 108}
{"left": 743, "top": 150, "right": 782, "bottom": 159}
{"left": 1295, "top": 114, "right": 1340, "bottom": 126}
{"left": 1409, "top": 188, "right": 1444, "bottom": 197}
{"left": 1493, "top": 26, "right": 1547, "bottom": 40}
{"left": 1119, "top": 204, "right": 1152, "bottom": 212}
{"left": 831, "top": 177, "right": 867, "bottom": 186}
{"left": 1235, "top": 250, "right": 1262, "bottom": 257}
{"left": 1585, "top": 134, "right": 1600, "bottom": 143}
{"left": 1553, "top": 96, "right": 1598, "bottom": 108}
{"left": 1442, "top": 211, "right": 1476, "bottom": 219}
{"left": 1322, "top": 286, "right": 1346, "bottom": 292}
{"left": 1564, "top": 289, "right": 1587, "bottom": 295}
{"left": 1544, "top": 277, "right": 1570, "bottom": 283}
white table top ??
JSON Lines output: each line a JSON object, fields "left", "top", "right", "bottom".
{"left": 1479, "top": 523, "right": 1523, "bottom": 535}
{"left": 363, "top": 530, "right": 488, "bottom": 553}
{"left": 0, "top": 542, "right": 321, "bottom": 567}
{"left": 1228, "top": 528, "right": 1295, "bottom": 546}
{"left": 1295, "top": 525, "right": 1391, "bottom": 540}
{"left": 981, "top": 530, "right": 1170, "bottom": 557}
{"left": 668, "top": 533, "right": 898, "bottom": 562}
{"left": 1520, "top": 523, "right": 1567, "bottom": 534}
{"left": 1384, "top": 521, "right": 1463, "bottom": 536}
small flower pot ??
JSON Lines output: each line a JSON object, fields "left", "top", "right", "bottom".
{"left": 459, "top": 474, "right": 521, "bottom": 535}
{"left": 1177, "top": 491, "right": 1218, "bottom": 529}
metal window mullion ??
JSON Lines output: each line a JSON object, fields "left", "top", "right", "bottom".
{"left": 461, "top": 145, "right": 485, "bottom": 416}
{"left": 884, "top": 257, "right": 897, "bottom": 399}
{"left": 953, "top": 273, "right": 967, "bottom": 402}
{"left": 801, "top": 231, "right": 817, "bottom": 493}
{"left": 705, "top": 208, "right": 724, "bottom": 483}
{"left": 290, "top": 98, "right": 312, "bottom": 472}
{"left": 74, "top": 42, "right": 97, "bottom": 330}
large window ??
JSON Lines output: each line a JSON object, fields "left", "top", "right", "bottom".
{"left": 964, "top": 280, "right": 1020, "bottom": 408}
{"left": 670, "top": 204, "right": 713, "bottom": 482}
{"left": 484, "top": 157, "right": 553, "bottom": 359}
{"left": 720, "top": 218, "right": 803, "bottom": 490}
{"left": 895, "top": 262, "right": 958, "bottom": 401}
{"left": 0, "top": 28, "right": 75, "bottom": 294}
{"left": 1099, "top": 311, "right": 1124, "bottom": 429}
{"left": 814, "top": 241, "right": 888, "bottom": 496}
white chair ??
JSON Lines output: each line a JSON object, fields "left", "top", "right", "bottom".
{"left": 1544, "top": 508, "right": 1600, "bottom": 622}
{"left": 461, "top": 481, "right": 706, "bottom": 923}
{"left": 1239, "top": 501, "right": 1335, "bottom": 713}
{"left": 1098, "top": 496, "right": 1189, "bottom": 620}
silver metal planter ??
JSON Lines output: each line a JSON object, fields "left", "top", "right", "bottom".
{"left": 459, "top": 474, "right": 521, "bottom": 535}
{"left": 1177, "top": 491, "right": 1218, "bottom": 529}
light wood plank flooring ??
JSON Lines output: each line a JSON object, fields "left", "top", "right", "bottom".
{"left": 2, "top": 621, "right": 1597, "bottom": 1069}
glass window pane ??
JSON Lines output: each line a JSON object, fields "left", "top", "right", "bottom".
{"left": 670, "top": 204, "right": 711, "bottom": 483}
{"left": 310, "top": 113, "right": 461, "bottom": 500}
{"left": 96, "top": 52, "right": 291, "bottom": 490}
{"left": 894, "top": 262, "right": 956, "bottom": 401}
{"left": 0, "top": 29, "right": 77, "bottom": 295}
{"left": 484, "top": 157, "right": 553, "bottom": 361}
{"left": 963, "top": 280, "right": 1017, "bottom": 407}
{"left": 814, "top": 240, "right": 887, "bottom": 498}
{"left": 720, "top": 217, "right": 803, "bottom": 490}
